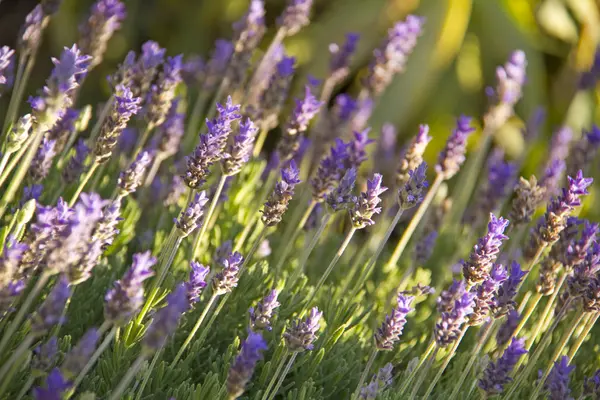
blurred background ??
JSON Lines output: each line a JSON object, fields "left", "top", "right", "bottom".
{"left": 0, "top": 0, "right": 599, "bottom": 182}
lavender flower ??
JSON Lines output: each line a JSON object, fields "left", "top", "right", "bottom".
{"left": 181, "top": 55, "right": 204, "bottom": 87}
{"left": 462, "top": 213, "right": 509, "bottom": 287}
{"left": 349, "top": 94, "right": 371, "bottom": 132}
{"left": 414, "top": 230, "right": 438, "bottom": 265}
{"left": 492, "top": 261, "right": 527, "bottom": 317}
{"left": 223, "top": 118, "right": 257, "bottom": 176}
{"left": 29, "top": 136, "right": 57, "bottom": 182}
{"left": 278, "top": 0, "right": 313, "bottom": 36}
{"left": 62, "top": 140, "right": 89, "bottom": 185}
{"left": 33, "top": 368, "right": 71, "bottom": 400}
{"left": 567, "top": 241, "right": 600, "bottom": 299}
{"left": 540, "top": 126, "right": 572, "bottom": 198}
{"left": 226, "top": 330, "right": 268, "bottom": 399}
{"left": 0, "top": 237, "right": 27, "bottom": 289}
{"left": 375, "top": 294, "right": 414, "bottom": 350}
{"left": 186, "top": 261, "right": 210, "bottom": 306}
{"left": 104, "top": 251, "right": 156, "bottom": 326}
{"left": 32, "top": 337, "right": 59, "bottom": 374}
{"left": 468, "top": 264, "right": 508, "bottom": 326}
{"left": 0, "top": 46, "right": 15, "bottom": 91}
{"left": 436, "top": 115, "right": 476, "bottom": 180}
{"left": 249, "top": 289, "right": 280, "bottom": 331}
{"left": 434, "top": 280, "right": 474, "bottom": 347}
{"left": 214, "top": 240, "right": 234, "bottom": 268}
{"left": 583, "top": 369, "right": 600, "bottom": 398}
{"left": 202, "top": 39, "right": 234, "bottom": 92}
{"left": 351, "top": 173, "right": 388, "bottom": 229}
{"left": 363, "top": 15, "right": 425, "bottom": 97}
{"left": 398, "top": 162, "right": 428, "bottom": 210}
{"left": 145, "top": 55, "right": 183, "bottom": 127}
{"left": 155, "top": 98, "right": 184, "bottom": 159}
{"left": 488, "top": 50, "right": 527, "bottom": 107}
{"left": 6, "top": 114, "right": 32, "bottom": 153}
{"left": 175, "top": 191, "right": 209, "bottom": 237}
{"left": 19, "top": 5, "right": 45, "bottom": 56}
{"left": 260, "top": 56, "right": 296, "bottom": 128}
{"left": 478, "top": 338, "right": 527, "bottom": 395}
{"left": 376, "top": 123, "right": 398, "bottom": 174}
{"left": 496, "top": 310, "right": 520, "bottom": 347}
{"left": 543, "top": 356, "right": 575, "bottom": 400}
{"left": 48, "top": 108, "right": 81, "bottom": 154}
{"left": 117, "top": 151, "right": 152, "bottom": 197}
{"left": 108, "top": 50, "right": 136, "bottom": 89}
{"left": 131, "top": 41, "right": 166, "bottom": 98}
{"left": 396, "top": 124, "right": 431, "bottom": 188}
{"left": 212, "top": 252, "right": 244, "bottom": 295}
{"left": 329, "top": 33, "right": 360, "bottom": 81}
{"left": 21, "top": 185, "right": 44, "bottom": 208}
{"left": 29, "top": 45, "right": 91, "bottom": 128}
{"left": 326, "top": 168, "right": 357, "bottom": 212}
{"left": 509, "top": 176, "right": 545, "bottom": 228}
{"left": 142, "top": 283, "right": 189, "bottom": 352}
{"left": 566, "top": 125, "right": 600, "bottom": 177}
{"left": 311, "top": 139, "right": 348, "bottom": 201}
{"left": 0, "top": 280, "right": 25, "bottom": 316}
{"left": 346, "top": 128, "right": 375, "bottom": 170}
{"left": 261, "top": 161, "right": 301, "bottom": 226}
{"left": 78, "top": 0, "right": 127, "bottom": 68}
{"left": 62, "top": 328, "right": 99, "bottom": 379}
{"left": 93, "top": 84, "right": 142, "bottom": 163}
{"left": 31, "top": 276, "right": 70, "bottom": 335}
{"left": 359, "top": 363, "right": 393, "bottom": 400}
{"left": 284, "top": 306, "right": 322, "bottom": 352}
{"left": 95, "top": 200, "right": 122, "bottom": 250}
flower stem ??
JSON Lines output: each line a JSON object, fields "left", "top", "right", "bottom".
{"left": 130, "top": 123, "right": 155, "bottom": 161}
{"left": 86, "top": 96, "right": 114, "bottom": 148}
{"left": 509, "top": 292, "right": 542, "bottom": 347}
{"left": 172, "top": 293, "right": 219, "bottom": 365}
{"left": 408, "top": 345, "right": 439, "bottom": 400}
{"left": 0, "top": 344, "right": 30, "bottom": 397}
{"left": 525, "top": 274, "right": 567, "bottom": 351}
{"left": 253, "top": 123, "right": 270, "bottom": 157}
{"left": 397, "top": 339, "right": 436, "bottom": 396}
{"left": 0, "top": 134, "right": 34, "bottom": 187}
{"left": 183, "top": 91, "right": 209, "bottom": 151}
{"left": 192, "top": 174, "right": 227, "bottom": 258}
{"left": 0, "top": 333, "right": 35, "bottom": 382}
{"left": 2, "top": 52, "right": 37, "bottom": 138}
{"left": 69, "top": 161, "right": 99, "bottom": 207}
{"left": 567, "top": 312, "right": 598, "bottom": 360}
{"left": 247, "top": 28, "right": 287, "bottom": 103}
{"left": 0, "top": 152, "right": 12, "bottom": 179}
{"left": 261, "top": 349, "right": 289, "bottom": 400}
{"left": 15, "top": 376, "right": 34, "bottom": 400}
{"left": 384, "top": 175, "right": 444, "bottom": 271}
{"left": 134, "top": 345, "right": 164, "bottom": 400}
{"left": 265, "top": 352, "right": 297, "bottom": 400}
{"left": 108, "top": 353, "right": 146, "bottom": 400}
{"left": 352, "top": 348, "right": 378, "bottom": 400}
{"left": 143, "top": 154, "right": 165, "bottom": 187}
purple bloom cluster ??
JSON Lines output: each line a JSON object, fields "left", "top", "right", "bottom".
{"left": 327, "top": 168, "right": 357, "bottom": 212}
{"left": 31, "top": 276, "right": 71, "bottom": 335}
{"left": 260, "top": 56, "right": 296, "bottom": 127}
{"left": 566, "top": 125, "right": 600, "bottom": 177}
{"left": 359, "top": 363, "right": 393, "bottom": 400}
{"left": 32, "top": 337, "right": 59, "bottom": 374}
{"left": 284, "top": 306, "right": 322, "bottom": 352}
{"left": 311, "top": 139, "right": 348, "bottom": 201}
{"left": 62, "top": 328, "right": 99, "bottom": 379}
{"left": 478, "top": 338, "right": 527, "bottom": 395}
{"left": 145, "top": 55, "right": 183, "bottom": 127}
{"left": 543, "top": 356, "right": 575, "bottom": 400}
{"left": 62, "top": 139, "right": 89, "bottom": 185}
{"left": 223, "top": 118, "right": 258, "bottom": 176}
{"left": 155, "top": 98, "right": 184, "bottom": 158}
{"left": 375, "top": 294, "right": 414, "bottom": 350}
{"left": 19, "top": 5, "right": 45, "bottom": 56}
{"left": 414, "top": 230, "right": 438, "bottom": 266}
{"left": 468, "top": 263, "right": 508, "bottom": 326}
{"left": 186, "top": 261, "right": 210, "bottom": 306}
{"left": 398, "top": 162, "right": 428, "bottom": 210}
{"left": 0, "top": 46, "right": 15, "bottom": 91}
{"left": 249, "top": 289, "right": 280, "bottom": 332}
{"left": 435, "top": 115, "right": 475, "bottom": 180}
{"left": 226, "top": 330, "right": 268, "bottom": 398}
{"left": 496, "top": 309, "right": 520, "bottom": 347}
{"left": 78, "top": 0, "right": 126, "bottom": 68}
{"left": 350, "top": 173, "right": 388, "bottom": 229}
{"left": 396, "top": 124, "right": 431, "bottom": 188}
{"left": 262, "top": 161, "right": 301, "bottom": 226}
{"left": 278, "top": 0, "right": 313, "bottom": 36}
{"left": 175, "top": 191, "right": 209, "bottom": 237}
{"left": 329, "top": 33, "right": 360, "bottom": 81}
{"left": 202, "top": 39, "right": 234, "bottom": 92}
{"left": 117, "top": 151, "right": 152, "bottom": 197}
{"left": 143, "top": 283, "right": 189, "bottom": 352}
{"left": 213, "top": 252, "right": 244, "bottom": 295}
{"left": 492, "top": 261, "right": 527, "bottom": 317}
{"left": 434, "top": 279, "right": 474, "bottom": 347}
{"left": 346, "top": 128, "right": 375, "bottom": 170}
{"left": 33, "top": 368, "right": 71, "bottom": 400}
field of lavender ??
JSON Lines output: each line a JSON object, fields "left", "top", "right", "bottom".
{"left": 0, "top": 0, "right": 599, "bottom": 399}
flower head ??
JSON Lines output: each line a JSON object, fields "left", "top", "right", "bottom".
{"left": 396, "top": 124, "right": 431, "bottom": 187}
{"left": 213, "top": 252, "right": 244, "bottom": 295}
{"left": 62, "top": 328, "right": 99, "bottom": 379}
{"left": 434, "top": 279, "right": 474, "bottom": 347}
{"left": 478, "top": 338, "right": 527, "bottom": 395}
{"left": 203, "top": 39, "right": 234, "bottom": 91}
{"left": 31, "top": 276, "right": 71, "bottom": 335}
{"left": 359, "top": 363, "right": 393, "bottom": 400}
{"left": 346, "top": 128, "right": 375, "bottom": 170}
{"left": 543, "top": 356, "right": 575, "bottom": 400}
{"left": 468, "top": 263, "right": 508, "bottom": 326}
{"left": 278, "top": 0, "right": 313, "bottom": 36}
{"left": 117, "top": 151, "right": 152, "bottom": 197}
{"left": 350, "top": 173, "right": 388, "bottom": 229}
{"left": 284, "top": 307, "right": 322, "bottom": 351}
{"left": 496, "top": 309, "right": 520, "bottom": 347}
{"left": 326, "top": 168, "right": 357, "bottom": 212}
{"left": 375, "top": 294, "right": 414, "bottom": 350}
{"left": 143, "top": 283, "right": 189, "bottom": 352}
{"left": 492, "top": 261, "right": 527, "bottom": 317}
{"left": 33, "top": 368, "right": 70, "bottom": 400}
{"left": 398, "top": 162, "right": 428, "bottom": 210}
{"left": 227, "top": 330, "right": 267, "bottom": 399}
{"left": 186, "top": 261, "right": 210, "bottom": 306}
{"left": 566, "top": 125, "right": 600, "bottom": 177}
{"left": 175, "top": 191, "right": 209, "bottom": 237}
{"left": 223, "top": 118, "right": 257, "bottom": 176}
{"left": 249, "top": 289, "right": 280, "bottom": 331}
{"left": 262, "top": 161, "right": 301, "bottom": 226}
{"left": 329, "top": 33, "right": 360, "bottom": 80}
{"left": 62, "top": 139, "right": 89, "bottom": 185}
{"left": 436, "top": 116, "right": 475, "bottom": 180}
{"left": 311, "top": 139, "right": 348, "bottom": 201}
{"left": 19, "top": 6, "right": 45, "bottom": 56}
{"left": 0, "top": 46, "right": 15, "bottom": 90}
{"left": 509, "top": 176, "right": 545, "bottom": 228}
{"left": 32, "top": 337, "right": 59, "bottom": 373}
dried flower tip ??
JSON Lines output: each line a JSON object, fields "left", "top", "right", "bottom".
{"left": 278, "top": 0, "right": 313, "bottom": 36}
{"left": 396, "top": 124, "right": 431, "bottom": 188}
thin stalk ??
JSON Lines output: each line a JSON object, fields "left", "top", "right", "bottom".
{"left": 421, "top": 326, "right": 468, "bottom": 399}
{"left": 287, "top": 213, "right": 332, "bottom": 288}
{"left": 183, "top": 91, "right": 209, "bottom": 151}
{"left": 49, "top": 291, "right": 73, "bottom": 338}
{"left": 397, "top": 340, "right": 435, "bottom": 396}
{"left": 0, "top": 152, "right": 11, "bottom": 178}
{"left": 408, "top": 346, "right": 439, "bottom": 400}
{"left": 1, "top": 53, "right": 28, "bottom": 138}
{"left": 130, "top": 123, "right": 154, "bottom": 161}
{"left": 0, "top": 346, "right": 30, "bottom": 397}
{"left": 0, "top": 333, "right": 35, "bottom": 381}
{"left": 192, "top": 174, "right": 227, "bottom": 258}
{"left": 0, "top": 127, "right": 45, "bottom": 218}
{"left": 352, "top": 348, "right": 377, "bottom": 400}
{"left": 567, "top": 312, "right": 598, "bottom": 360}
{"left": 305, "top": 227, "right": 357, "bottom": 307}
{"left": 238, "top": 226, "right": 267, "bottom": 276}
{"left": 265, "top": 352, "right": 297, "bottom": 400}
{"left": 16, "top": 376, "right": 34, "bottom": 400}
{"left": 86, "top": 96, "right": 114, "bottom": 147}
{"left": 0, "top": 272, "right": 50, "bottom": 357}
{"left": 143, "top": 154, "right": 165, "bottom": 187}
{"left": 134, "top": 346, "right": 163, "bottom": 400}
{"left": 528, "top": 313, "right": 586, "bottom": 400}
{"left": 525, "top": 274, "right": 567, "bottom": 351}
{"left": 69, "top": 161, "right": 99, "bottom": 207}
{"left": 108, "top": 353, "right": 146, "bottom": 400}
{"left": 509, "top": 292, "right": 542, "bottom": 347}
{"left": 70, "top": 325, "right": 116, "bottom": 396}
{"left": 261, "top": 350, "right": 289, "bottom": 400}
{"left": 273, "top": 200, "right": 316, "bottom": 274}
{"left": 190, "top": 293, "right": 228, "bottom": 353}
{"left": 204, "top": 77, "right": 228, "bottom": 123}
{"left": 247, "top": 28, "right": 287, "bottom": 102}
{"left": 384, "top": 175, "right": 444, "bottom": 271}
{"left": 172, "top": 293, "right": 219, "bottom": 365}
{"left": 349, "top": 207, "right": 405, "bottom": 299}
{"left": 0, "top": 135, "right": 34, "bottom": 186}
{"left": 448, "top": 321, "right": 495, "bottom": 400}
{"left": 253, "top": 125, "right": 269, "bottom": 157}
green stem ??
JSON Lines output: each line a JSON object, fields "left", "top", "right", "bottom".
{"left": 0, "top": 272, "right": 49, "bottom": 357}
{"left": 567, "top": 312, "right": 598, "bottom": 361}
{"left": 86, "top": 96, "right": 114, "bottom": 148}
{"left": 247, "top": 28, "right": 287, "bottom": 103}
{"left": 189, "top": 293, "right": 228, "bottom": 354}
{"left": 0, "top": 135, "right": 34, "bottom": 187}
{"left": 509, "top": 292, "right": 542, "bottom": 349}
{"left": 0, "top": 346, "right": 30, "bottom": 398}
{"left": 134, "top": 346, "right": 164, "bottom": 400}
{"left": 265, "top": 352, "right": 297, "bottom": 400}
{"left": 192, "top": 174, "right": 227, "bottom": 258}
{"left": 287, "top": 213, "right": 331, "bottom": 288}
{"left": 2, "top": 53, "right": 36, "bottom": 139}
{"left": 108, "top": 353, "right": 146, "bottom": 400}
{"left": 70, "top": 325, "right": 115, "bottom": 396}
{"left": 0, "top": 152, "right": 12, "bottom": 179}
{"left": 384, "top": 175, "right": 444, "bottom": 271}
{"left": 143, "top": 154, "right": 165, "bottom": 187}
{"left": 239, "top": 226, "right": 267, "bottom": 276}
{"left": 273, "top": 200, "right": 317, "bottom": 275}
{"left": 408, "top": 346, "right": 439, "bottom": 400}
{"left": 525, "top": 274, "right": 567, "bottom": 351}
{"left": 172, "top": 293, "right": 219, "bottom": 365}
{"left": 261, "top": 350, "right": 289, "bottom": 400}
{"left": 448, "top": 321, "right": 495, "bottom": 400}
{"left": 69, "top": 161, "right": 99, "bottom": 207}
{"left": 352, "top": 348, "right": 378, "bottom": 400}
{"left": 49, "top": 291, "right": 73, "bottom": 339}
{"left": 183, "top": 91, "right": 209, "bottom": 151}
{"left": 397, "top": 340, "right": 435, "bottom": 396}
{"left": 0, "top": 333, "right": 35, "bottom": 382}
{"left": 305, "top": 227, "right": 357, "bottom": 307}
{"left": 130, "top": 123, "right": 155, "bottom": 161}
{"left": 15, "top": 376, "right": 34, "bottom": 400}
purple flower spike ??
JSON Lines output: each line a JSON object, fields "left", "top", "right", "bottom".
{"left": 78, "top": 0, "right": 127, "bottom": 68}
{"left": 0, "top": 46, "right": 15, "bottom": 90}
{"left": 19, "top": 5, "right": 45, "bottom": 56}
{"left": 375, "top": 294, "right": 414, "bottom": 350}
{"left": 156, "top": 98, "right": 185, "bottom": 158}
{"left": 32, "top": 337, "right": 59, "bottom": 373}
{"left": 311, "top": 139, "right": 348, "bottom": 201}
{"left": 468, "top": 263, "right": 508, "bottom": 326}
{"left": 223, "top": 118, "right": 258, "bottom": 176}
{"left": 396, "top": 124, "right": 431, "bottom": 188}
{"left": 399, "top": 162, "right": 428, "bottom": 210}
{"left": 29, "top": 136, "right": 57, "bottom": 182}
{"left": 62, "top": 328, "right": 99, "bottom": 379}
{"left": 364, "top": 15, "right": 425, "bottom": 97}
{"left": 478, "top": 337, "right": 527, "bottom": 395}
{"left": 351, "top": 173, "right": 388, "bottom": 229}
{"left": 284, "top": 306, "right": 322, "bottom": 352}
{"left": 492, "top": 261, "right": 527, "bottom": 317}
{"left": 491, "top": 50, "right": 527, "bottom": 107}
{"left": 249, "top": 289, "right": 280, "bottom": 331}
{"left": 117, "top": 150, "right": 152, "bottom": 197}
{"left": 278, "top": 0, "right": 313, "bottom": 36}
{"left": 434, "top": 279, "right": 474, "bottom": 347}
{"left": 346, "top": 128, "right": 375, "bottom": 170}
{"left": 262, "top": 161, "right": 301, "bottom": 226}
{"left": 33, "top": 368, "right": 71, "bottom": 400}
{"left": 131, "top": 40, "right": 166, "bottom": 98}
{"left": 145, "top": 55, "right": 183, "bottom": 127}
{"left": 414, "top": 230, "right": 438, "bottom": 265}
{"left": 203, "top": 39, "right": 234, "bottom": 92}
{"left": 62, "top": 139, "right": 89, "bottom": 185}
{"left": 181, "top": 55, "right": 204, "bottom": 87}
{"left": 436, "top": 115, "right": 475, "bottom": 180}
{"left": 104, "top": 251, "right": 156, "bottom": 326}
{"left": 212, "top": 252, "right": 244, "bottom": 295}
{"left": 261, "top": 56, "right": 296, "bottom": 127}
{"left": 226, "top": 330, "right": 268, "bottom": 399}
{"left": 327, "top": 168, "right": 357, "bottom": 212}
{"left": 360, "top": 363, "right": 393, "bottom": 400}
{"left": 462, "top": 213, "right": 509, "bottom": 287}
{"left": 175, "top": 191, "right": 209, "bottom": 237}
{"left": 31, "top": 276, "right": 71, "bottom": 335}
{"left": 583, "top": 369, "right": 600, "bottom": 398}
{"left": 186, "top": 261, "right": 210, "bottom": 306}
{"left": 543, "top": 356, "right": 575, "bottom": 400}
{"left": 496, "top": 309, "right": 520, "bottom": 347}
{"left": 329, "top": 33, "right": 360, "bottom": 80}
{"left": 143, "top": 283, "right": 189, "bottom": 352}
{"left": 509, "top": 176, "right": 545, "bottom": 228}
{"left": 0, "top": 237, "right": 27, "bottom": 288}
{"left": 214, "top": 240, "right": 234, "bottom": 268}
